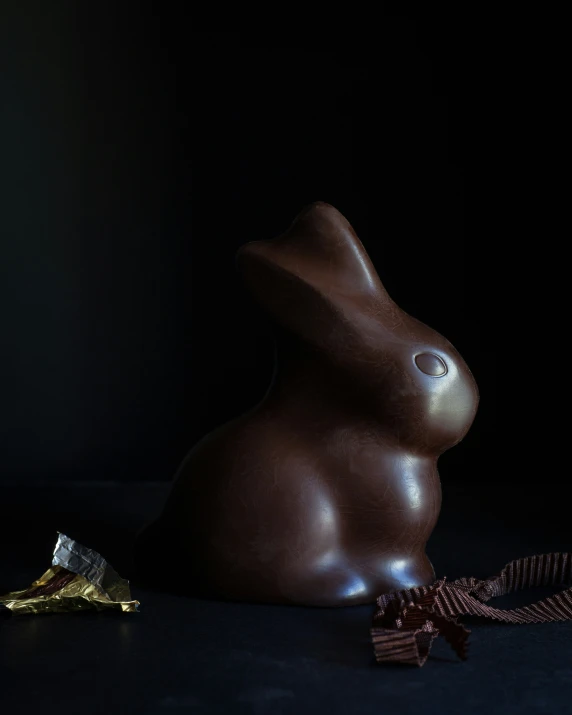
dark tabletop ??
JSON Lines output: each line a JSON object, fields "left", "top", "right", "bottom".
{"left": 1, "top": 482, "right": 571, "bottom": 715}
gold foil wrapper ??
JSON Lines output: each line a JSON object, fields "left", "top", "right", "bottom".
{"left": 0, "top": 533, "right": 139, "bottom": 615}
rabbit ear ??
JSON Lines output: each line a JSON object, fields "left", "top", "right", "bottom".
{"left": 239, "top": 202, "right": 384, "bottom": 297}
{"left": 236, "top": 203, "right": 392, "bottom": 345}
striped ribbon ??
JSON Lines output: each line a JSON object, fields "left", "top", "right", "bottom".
{"left": 371, "top": 553, "right": 572, "bottom": 666}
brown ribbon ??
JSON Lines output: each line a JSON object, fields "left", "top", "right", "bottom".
{"left": 371, "top": 553, "right": 572, "bottom": 666}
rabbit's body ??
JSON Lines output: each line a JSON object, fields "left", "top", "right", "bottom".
{"left": 135, "top": 203, "right": 478, "bottom": 606}
{"left": 154, "top": 401, "right": 440, "bottom": 606}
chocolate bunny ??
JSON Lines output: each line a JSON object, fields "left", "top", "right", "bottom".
{"left": 134, "top": 203, "right": 479, "bottom": 606}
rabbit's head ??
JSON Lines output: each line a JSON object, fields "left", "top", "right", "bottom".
{"left": 237, "top": 202, "right": 478, "bottom": 455}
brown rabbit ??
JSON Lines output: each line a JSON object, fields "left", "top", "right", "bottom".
{"left": 134, "top": 202, "right": 478, "bottom": 606}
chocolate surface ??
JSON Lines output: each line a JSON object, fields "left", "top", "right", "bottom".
{"left": 134, "top": 202, "right": 478, "bottom": 606}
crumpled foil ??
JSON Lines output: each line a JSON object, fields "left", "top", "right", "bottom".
{"left": 0, "top": 532, "right": 139, "bottom": 615}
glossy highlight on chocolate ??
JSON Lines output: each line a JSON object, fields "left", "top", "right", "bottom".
{"left": 134, "top": 202, "right": 479, "bottom": 606}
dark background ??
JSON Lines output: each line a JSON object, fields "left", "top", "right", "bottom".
{"left": 2, "top": 8, "right": 572, "bottom": 715}
{"left": 1, "top": 9, "right": 499, "bottom": 489}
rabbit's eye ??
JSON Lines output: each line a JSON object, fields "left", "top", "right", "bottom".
{"left": 415, "top": 353, "right": 447, "bottom": 377}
